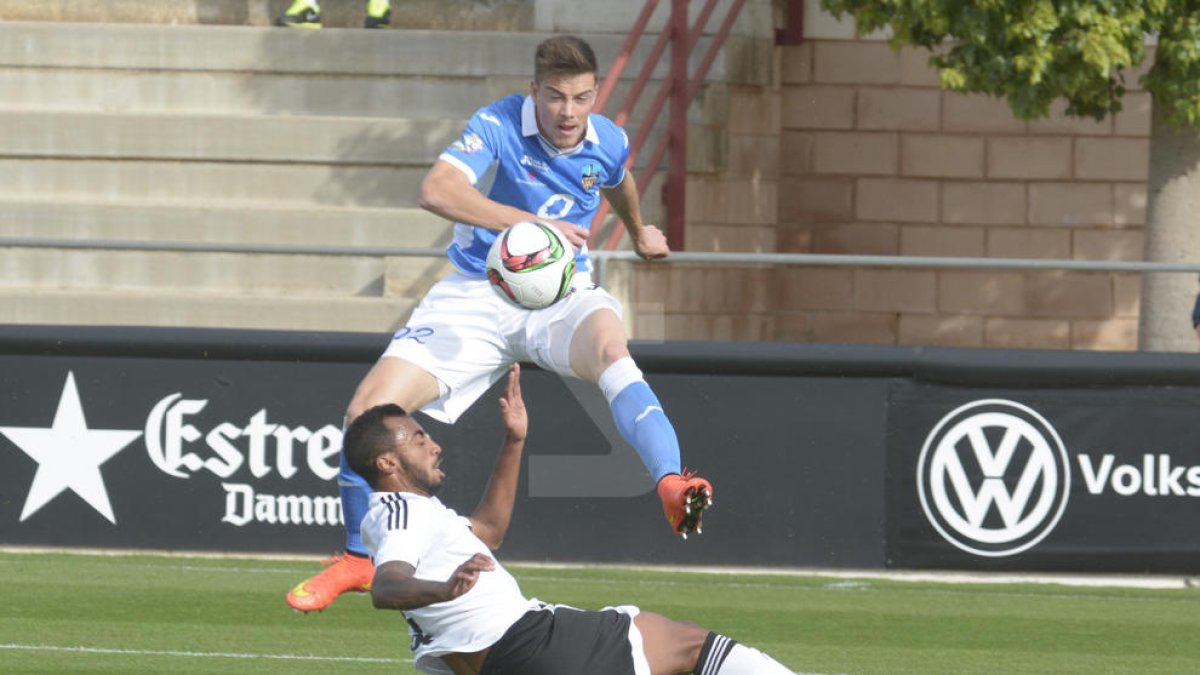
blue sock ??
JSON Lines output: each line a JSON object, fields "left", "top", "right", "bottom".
{"left": 338, "top": 450, "right": 371, "bottom": 556}
{"left": 606, "top": 374, "right": 682, "bottom": 483}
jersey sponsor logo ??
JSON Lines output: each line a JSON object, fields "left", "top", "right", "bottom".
{"left": 580, "top": 161, "right": 601, "bottom": 192}
{"left": 917, "top": 399, "right": 1070, "bottom": 557}
{"left": 450, "top": 132, "right": 484, "bottom": 154}
{"left": 520, "top": 155, "right": 549, "bottom": 173}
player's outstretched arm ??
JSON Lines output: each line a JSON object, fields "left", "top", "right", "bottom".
{"left": 371, "top": 555, "right": 496, "bottom": 610}
{"left": 419, "top": 160, "right": 590, "bottom": 248}
{"left": 419, "top": 161, "right": 536, "bottom": 233}
{"left": 601, "top": 172, "right": 669, "bottom": 260}
{"left": 469, "top": 364, "right": 527, "bottom": 550}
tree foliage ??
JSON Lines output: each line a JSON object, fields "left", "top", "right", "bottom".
{"left": 821, "top": 0, "right": 1200, "bottom": 127}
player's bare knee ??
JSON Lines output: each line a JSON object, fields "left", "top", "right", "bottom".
{"left": 348, "top": 358, "right": 440, "bottom": 420}
{"left": 345, "top": 388, "right": 385, "bottom": 426}
{"left": 673, "top": 620, "right": 709, "bottom": 668}
{"left": 635, "top": 612, "right": 708, "bottom": 673}
{"left": 598, "top": 339, "right": 630, "bottom": 369}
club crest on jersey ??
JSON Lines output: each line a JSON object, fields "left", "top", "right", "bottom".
{"left": 581, "top": 161, "right": 601, "bottom": 191}
{"left": 451, "top": 132, "right": 484, "bottom": 154}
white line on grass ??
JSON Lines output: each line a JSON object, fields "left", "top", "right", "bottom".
{"left": 520, "top": 572, "right": 1200, "bottom": 605}
{"left": 4, "top": 546, "right": 1198, "bottom": 590}
{"left": 0, "top": 643, "right": 410, "bottom": 664}
{"left": 0, "top": 644, "right": 847, "bottom": 675}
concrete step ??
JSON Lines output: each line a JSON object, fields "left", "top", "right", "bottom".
{"left": 0, "top": 68, "right": 525, "bottom": 118}
{"left": 0, "top": 158, "right": 427, "bottom": 207}
{"left": 0, "top": 111, "right": 464, "bottom": 164}
{"left": 0, "top": 24, "right": 539, "bottom": 76}
{"left": 0, "top": 22, "right": 727, "bottom": 82}
{"left": 0, "top": 23, "right": 737, "bottom": 119}
{"left": 0, "top": 287, "right": 419, "bottom": 333}
{"left": 0, "top": 62, "right": 697, "bottom": 132}
{"left": 0, "top": 199, "right": 452, "bottom": 247}
{"left": 0, "top": 0, "right": 770, "bottom": 37}
{"left": 0, "top": 0, "right": 534, "bottom": 31}
{"left": 0, "top": 107, "right": 698, "bottom": 175}
{"left": 0, "top": 246, "right": 453, "bottom": 297}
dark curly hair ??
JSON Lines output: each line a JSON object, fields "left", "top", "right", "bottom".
{"left": 343, "top": 403, "right": 408, "bottom": 487}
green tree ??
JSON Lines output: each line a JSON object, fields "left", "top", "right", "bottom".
{"left": 822, "top": 0, "right": 1200, "bottom": 351}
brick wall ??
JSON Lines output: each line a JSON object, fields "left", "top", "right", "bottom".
{"left": 772, "top": 36, "right": 1148, "bottom": 350}
{"left": 626, "top": 7, "right": 1149, "bottom": 350}
{"left": 627, "top": 77, "right": 785, "bottom": 343}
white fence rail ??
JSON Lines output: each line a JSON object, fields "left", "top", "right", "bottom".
{"left": 4, "top": 237, "right": 1199, "bottom": 287}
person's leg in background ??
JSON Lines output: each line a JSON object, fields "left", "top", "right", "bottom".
{"left": 275, "top": 1, "right": 390, "bottom": 29}
{"left": 286, "top": 356, "right": 441, "bottom": 612}
{"left": 364, "top": 0, "right": 391, "bottom": 28}
{"left": 276, "top": 0, "right": 321, "bottom": 28}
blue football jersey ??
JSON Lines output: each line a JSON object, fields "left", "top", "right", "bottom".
{"left": 437, "top": 94, "right": 630, "bottom": 276}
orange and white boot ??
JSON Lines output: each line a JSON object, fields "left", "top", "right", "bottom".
{"left": 286, "top": 552, "right": 373, "bottom": 612}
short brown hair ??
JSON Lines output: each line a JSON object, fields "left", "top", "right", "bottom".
{"left": 534, "top": 35, "right": 598, "bottom": 83}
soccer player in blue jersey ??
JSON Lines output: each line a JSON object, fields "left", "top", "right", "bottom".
{"left": 287, "top": 34, "right": 713, "bottom": 612}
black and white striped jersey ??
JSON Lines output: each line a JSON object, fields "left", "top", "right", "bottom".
{"left": 360, "top": 491, "right": 539, "bottom": 675}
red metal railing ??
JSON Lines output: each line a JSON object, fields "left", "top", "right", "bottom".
{"left": 589, "top": 0, "right": 749, "bottom": 252}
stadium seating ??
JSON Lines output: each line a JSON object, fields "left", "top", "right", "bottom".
{"left": 0, "top": 11, "right": 733, "bottom": 332}
{"left": 0, "top": 20, "right": 490, "bottom": 331}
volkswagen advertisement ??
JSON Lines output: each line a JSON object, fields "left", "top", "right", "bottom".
{"left": 886, "top": 382, "right": 1200, "bottom": 573}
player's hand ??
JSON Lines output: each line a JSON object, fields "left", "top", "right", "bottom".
{"left": 634, "top": 224, "right": 670, "bottom": 260}
{"left": 544, "top": 220, "right": 589, "bottom": 249}
{"left": 443, "top": 553, "right": 495, "bottom": 601}
{"left": 498, "top": 363, "right": 527, "bottom": 443}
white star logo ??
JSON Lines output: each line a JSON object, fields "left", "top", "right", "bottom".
{"left": 1, "top": 372, "right": 143, "bottom": 523}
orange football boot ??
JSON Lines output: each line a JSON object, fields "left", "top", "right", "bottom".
{"left": 656, "top": 469, "right": 713, "bottom": 539}
{"left": 286, "top": 552, "right": 373, "bottom": 612}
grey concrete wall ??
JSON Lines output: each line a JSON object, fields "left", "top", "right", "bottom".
{"left": 0, "top": 0, "right": 533, "bottom": 30}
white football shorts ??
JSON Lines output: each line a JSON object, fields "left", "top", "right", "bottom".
{"left": 382, "top": 270, "right": 622, "bottom": 423}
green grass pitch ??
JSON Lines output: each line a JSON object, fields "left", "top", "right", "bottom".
{"left": 1, "top": 551, "right": 1198, "bottom": 674}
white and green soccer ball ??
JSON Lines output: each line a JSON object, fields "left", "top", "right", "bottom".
{"left": 486, "top": 221, "right": 577, "bottom": 310}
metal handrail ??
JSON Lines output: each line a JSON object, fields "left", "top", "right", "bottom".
{"left": 0, "top": 237, "right": 447, "bottom": 258}
{"left": 589, "top": 252, "right": 1200, "bottom": 288}
{"left": 593, "top": 0, "right": 663, "bottom": 120}
{"left": 589, "top": 0, "right": 749, "bottom": 253}
{"left": 4, "top": 237, "right": 1198, "bottom": 287}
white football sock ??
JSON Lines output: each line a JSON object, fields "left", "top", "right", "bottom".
{"left": 695, "top": 633, "right": 793, "bottom": 675}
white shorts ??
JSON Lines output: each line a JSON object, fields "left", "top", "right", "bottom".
{"left": 383, "top": 271, "right": 622, "bottom": 423}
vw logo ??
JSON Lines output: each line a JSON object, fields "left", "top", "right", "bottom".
{"left": 917, "top": 399, "right": 1070, "bottom": 557}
